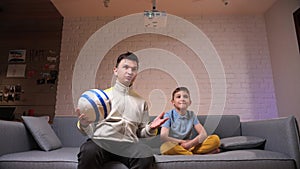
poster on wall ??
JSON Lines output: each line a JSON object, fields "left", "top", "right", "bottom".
{"left": 8, "top": 49, "right": 26, "bottom": 63}
{"left": 6, "top": 64, "right": 26, "bottom": 78}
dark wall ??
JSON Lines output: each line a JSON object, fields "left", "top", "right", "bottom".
{"left": 0, "top": 0, "right": 63, "bottom": 122}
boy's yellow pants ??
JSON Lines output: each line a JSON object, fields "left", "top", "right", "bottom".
{"left": 160, "top": 135, "right": 220, "bottom": 155}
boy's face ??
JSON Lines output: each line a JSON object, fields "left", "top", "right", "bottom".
{"left": 113, "top": 59, "right": 138, "bottom": 87}
{"left": 172, "top": 91, "right": 191, "bottom": 112}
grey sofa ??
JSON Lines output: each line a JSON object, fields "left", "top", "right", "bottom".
{"left": 0, "top": 115, "right": 299, "bottom": 169}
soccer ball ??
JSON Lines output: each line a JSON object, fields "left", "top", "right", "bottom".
{"left": 77, "top": 89, "right": 111, "bottom": 122}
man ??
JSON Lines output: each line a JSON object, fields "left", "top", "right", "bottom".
{"left": 77, "top": 52, "right": 168, "bottom": 169}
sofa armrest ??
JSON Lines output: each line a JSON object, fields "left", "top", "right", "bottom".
{"left": 241, "top": 116, "right": 300, "bottom": 169}
{"left": 0, "top": 120, "right": 37, "bottom": 156}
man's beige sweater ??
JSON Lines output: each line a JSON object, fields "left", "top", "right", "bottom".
{"left": 78, "top": 80, "right": 157, "bottom": 143}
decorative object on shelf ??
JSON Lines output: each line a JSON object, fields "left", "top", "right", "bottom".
{"left": 14, "top": 84, "right": 22, "bottom": 101}
{"left": 3, "top": 86, "right": 9, "bottom": 102}
{"left": 0, "top": 84, "right": 23, "bottom": 102}
{"left": 28, "top": 109, "right": 35, "bottom": 116}
{"left": 47, "top": 70, "right": 58, "bottom": 84}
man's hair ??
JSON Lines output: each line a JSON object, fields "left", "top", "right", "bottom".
{"left": 172, "top": 87, "right": 190, "bottom": 100}
{"left": 115, "top": 52, "right": 139, "bottom": 68}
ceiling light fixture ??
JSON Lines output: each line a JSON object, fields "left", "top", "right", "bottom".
{"left": 144, "top": 0, "right": 167, "bottom": 28}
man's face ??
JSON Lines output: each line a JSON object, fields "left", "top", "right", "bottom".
{"left": 113, "top": 59, "right": 138, "bottom": 87}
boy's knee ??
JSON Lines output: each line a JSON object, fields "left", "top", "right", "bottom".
{"left": 208, "top": 134, "right": 221, "bottom": 147}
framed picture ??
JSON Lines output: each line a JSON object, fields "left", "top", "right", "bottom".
{"left": 6, "top": 64, "right": 26, "bottom": 78}
{"left": 8, "top": 49, "right": 26, "bottom": 63}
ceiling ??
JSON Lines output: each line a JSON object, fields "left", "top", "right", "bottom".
{"left": 51, "top": 0, "right": 278, "bottom": 17}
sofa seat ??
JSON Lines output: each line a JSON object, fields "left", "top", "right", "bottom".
{"left": 0, "top": 147, "right": 79, "bottom": 169}
{"left": 154, "top": 150, "right": 296, "bottom": 169}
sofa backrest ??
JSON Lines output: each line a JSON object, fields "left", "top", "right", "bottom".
{"left": 197, "top": 115, "right": 241, "bottom": 138}
{"left": 51, "top": 116, "right": 88, "bottom": 147}
{"left": 150, "top": 114, "right": 241, "bottom": 139}
{"left": 0, "top": 120, "right": 38, "bottom": 156}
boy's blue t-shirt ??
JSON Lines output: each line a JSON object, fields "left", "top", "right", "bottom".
{"left": 162, "top": 109, "right": 200, "bottom": 140}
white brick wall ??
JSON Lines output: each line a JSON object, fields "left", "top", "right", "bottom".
{"left": 56, "top": 15, "right": 277, "bottom": 121}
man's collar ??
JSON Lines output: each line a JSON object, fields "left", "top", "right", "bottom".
{"left": 114, "top": 80, "right": 132, "bottom": 93}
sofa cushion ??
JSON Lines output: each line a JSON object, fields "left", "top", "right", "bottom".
{"left": 154, "top": 150, "right": 295, "bottom": 169}
{"left": 220, "top": 136, "right": 266, "bottom": 151}
{"left": 0, "top": 147, "right": 131, "bottom": 169}
{"left": 22, "top": 116, "right": 62, "bottom": 151}
{"left": 0, "top": 147, "right": 78, "bottom": 169}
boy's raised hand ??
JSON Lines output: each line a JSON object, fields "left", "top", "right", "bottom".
{"left": 150, "top": 112, "right": 169, "bottom": 129}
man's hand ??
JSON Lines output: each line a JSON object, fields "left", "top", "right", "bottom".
{"left": 76, "top": 108, "right": 92, "bottom": 128}
{"left": 150, "top": 112, "right": 169, "bottom": 129}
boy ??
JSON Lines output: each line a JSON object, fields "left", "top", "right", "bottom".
{"left": 160, "top": 87, "right": 220, "bottom": 155}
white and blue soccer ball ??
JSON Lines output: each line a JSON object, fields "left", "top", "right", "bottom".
{"left": 77, "top": 89, "right": 111, "bottom": 123}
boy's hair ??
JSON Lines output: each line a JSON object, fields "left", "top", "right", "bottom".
{"left": 172, "top": 87, "right": 190, "bottom": 100}
{"left": 115, "top": 52, "right": 139, "bottom": 68}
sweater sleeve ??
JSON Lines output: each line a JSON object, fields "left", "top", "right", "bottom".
{"left": 137, "top": 102, "right": 158, "bottom": 137}
{"left": 77, "top": 121, "right": 94, "bottom": 137}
